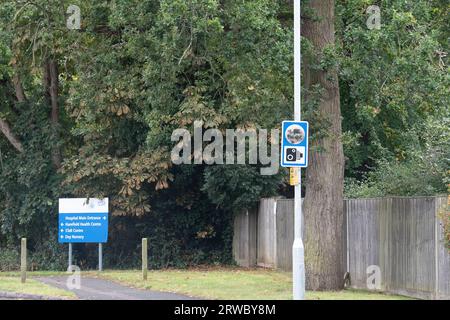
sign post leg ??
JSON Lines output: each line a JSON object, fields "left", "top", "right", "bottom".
{"left": 99, "top": 243, "right": 103, "bottom": 272}
{"left": 68, "top": 243, "right": 73, "bottom": 269}
{"left": 293, "top": 0, "right": 305, "bottom": 300}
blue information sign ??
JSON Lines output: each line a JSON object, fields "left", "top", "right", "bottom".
{"left": 281, "top": 121, "right": 309, "bottom": 168}
{"left": 58, "top": 198, "right": 109, "bottom": 243}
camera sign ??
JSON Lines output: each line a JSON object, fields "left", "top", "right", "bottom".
{"left": 281, "top": 121, "right": 309, "bottom": 168}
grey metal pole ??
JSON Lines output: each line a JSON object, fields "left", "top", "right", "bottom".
{"left": 293, "top": 0, "right": 305, "bottom": 300}
{"left": 68, "top": 243, "right": 72, "bottom": 268}
{"left": 99, "top": 243, "right": 103, "bottom": 272}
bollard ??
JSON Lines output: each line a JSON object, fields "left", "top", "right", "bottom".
{"left": 142, "top": 238, "right": 148, "bottom": 280}
{"left": 21, "top": 238, "right": 27, "bottom": 283}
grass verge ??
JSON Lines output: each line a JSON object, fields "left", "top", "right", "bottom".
{"left": 88, "top": 268, "right": 413, "bottom": 300}
{"left": 0, "top": 276, "right": 76, "bottom": 299}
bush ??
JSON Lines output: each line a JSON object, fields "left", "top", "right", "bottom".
{"left": 29, "top": 240, "right": 68, "bottom": 271}
{"left": 345, "top": 158, "right": 447, "bottom": 198}
{"left": 0, "top": 248, "right": 19, "bottom": 271}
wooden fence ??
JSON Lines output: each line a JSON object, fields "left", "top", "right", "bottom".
{"left": 232, "top": 196, "right": 449, "bottom": 299}
{"left": 232, "top": 207, "right": 257, "bottom": 267}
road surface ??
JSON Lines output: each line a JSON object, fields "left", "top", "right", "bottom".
{"left": 36, "top": 276, "right": 197, "bottom": 300}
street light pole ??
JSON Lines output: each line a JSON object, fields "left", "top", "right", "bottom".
{"left": 293, "top": 0, "right": 305, "bottom": 300}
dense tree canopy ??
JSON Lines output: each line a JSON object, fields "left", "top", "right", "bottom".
{"left": 338, "top": 0, "right": 449, "bottom": 197}
{"left": 0, "top": 0, "right": 448, "bottom": 269}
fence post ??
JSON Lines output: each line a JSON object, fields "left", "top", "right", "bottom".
{"left": 142, "top": 238, "right": 148, "bottom": 280}
{"left": 21, "top": 238, "right": 27, "bottom": 283}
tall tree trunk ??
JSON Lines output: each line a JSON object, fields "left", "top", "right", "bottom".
{"left": 0, "top": 70, "right": 25, "bottom": 152}
{"left": 0, "top": 119, "right": 23, "bottom": 152}
{"left": 302, "top": 0, "right": 345, "bottom": 291}
{"left": 43, "top": 59, "right": 62, "bottom": 169}
{"left": 12, "top": 73, "right": 26, "bottom": 103}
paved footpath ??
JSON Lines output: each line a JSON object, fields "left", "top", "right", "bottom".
{"left": 35, "top": 276, "right": 197, "bottom": 300}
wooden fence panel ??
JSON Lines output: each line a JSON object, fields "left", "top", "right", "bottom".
{"left": 232, "top": 208, "right": 257, "bottom": 267}
{"left": 436, "top": 196, "right": 450, "bottom": 299}
{"left": 232, "top": 196, "right": 449, "bottom": 299}
{"left": 257, "top": 198, "right": 277, "bottom": 268}
{"left": 275, "top": 199, "right": 295, "bottom": 271}
{"left": 346, "top": 198, "right": 382, "bottom": 290}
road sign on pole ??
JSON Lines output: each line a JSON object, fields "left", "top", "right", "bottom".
{"left": 59, "top": 198, "right": 109, "bottom": 270}
{"left": 58, "top": 198, "right": 109, "bottom": 243}
{"left": 293, "top": 0, "right": 305, "bottom": 300}
{"left": 281, "top": 121, "right": 309, "bottom": 168}
{"left": 99, "top": 243, "right": 103, "bottom": 272}
{"left": 68, "top": 243, "right": 72, "bottom": 268}
{"left": 289, "top": 168, "right": 300, "bottom": 186}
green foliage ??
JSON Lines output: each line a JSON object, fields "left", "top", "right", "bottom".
{"left": 203, "top": 165, "right": 282, "bottom": 213}
{"left": 0, "top": 0, "right": 448, "bottom": 268}
{"left": 29, "top": 239, "right": 68, "bottom": 271}
{"left": 438, "top": 195, "right": 449, "bottom": 251}
{"left": 345, "top": 159, "right": 445, "bottom": 198}
{"left": 345, "top": 112, "right": 449, "bottom": 198}
{"left": 0, "top": 0, "right": 289, "bottom": 268}
{"left": 0, "top": 247, "right": 19, "bottom": 271}
{"left": 337, "top": 0, "right": 449, "bottom": 195}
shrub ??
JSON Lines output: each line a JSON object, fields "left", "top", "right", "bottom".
{"left": 0, "top": 248, "right": 19, "bottom": 271}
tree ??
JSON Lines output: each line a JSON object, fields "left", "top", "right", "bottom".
{"left": 0, "top": 0, "right": 447, "bottom": 271}
{"left": 0, "top": 118, "right": 23, "bottom": 152}
{"left": 302, "top": 0, "right": 345, "bottom": 290}
{"left": 337, "top": 0, "right": 449, "bottom": 196}
{"left": 0, "top": 0, "right": 290, "bottom": 268}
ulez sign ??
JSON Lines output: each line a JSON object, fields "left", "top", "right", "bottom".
{"left": 58, "top": 198, "right": 109, "bottom": 243}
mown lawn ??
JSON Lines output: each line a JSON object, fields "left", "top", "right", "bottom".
{"left": 88, "top": 268, "right": 413, "bottom": 300}
{"left": 0, "top": 276, "right": 76, "bottom": 299}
